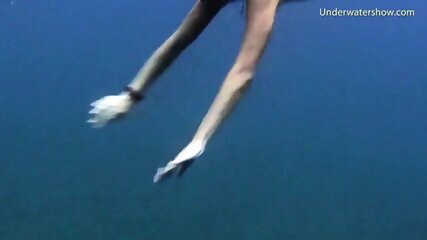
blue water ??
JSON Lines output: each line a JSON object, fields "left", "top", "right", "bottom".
{"left": 1, "top": 0, "right": 426, "bottom": 239}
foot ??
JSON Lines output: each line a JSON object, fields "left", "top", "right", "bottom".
{"left": 153, "top": 159, "right": 195, "bottom": 183}
{"left": 153, "top": 140, "right": 205, "bottom": 183}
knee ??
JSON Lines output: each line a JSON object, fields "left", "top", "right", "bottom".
{"left": 227, "top": 69, "right": 254, "bottom": 92}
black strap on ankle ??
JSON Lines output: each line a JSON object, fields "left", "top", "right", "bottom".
{"left": 124, "top": 86, "right": 144, "bottom": 102}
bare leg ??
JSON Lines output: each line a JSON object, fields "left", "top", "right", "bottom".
{"left": 154, "top": 0, "right": 281, "bottom": 183}
{"left": 129, "top": 1, "right": 227, "bottom": 95}
{"left": 88, "top": 1, "right": 228, "bottom": 128}
{"left": 193, "top": 0, "right": 280, "bottom": 143}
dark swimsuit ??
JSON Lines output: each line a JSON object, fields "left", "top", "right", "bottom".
{"left": 200, "top": 0, "right": 246, "bottom": 13}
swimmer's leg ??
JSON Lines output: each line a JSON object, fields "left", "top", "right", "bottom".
{"left": 152, "top": 0, "right": 281, "bottom": 183}
{"left": 128, "top": 0, "right": 227, "bottom": 95}
{"left": 191, "top": 0, "right": 280, "bottom": 143}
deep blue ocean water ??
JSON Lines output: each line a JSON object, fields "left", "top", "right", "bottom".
{"left": 1, "top": 0, "right": 426, "bottom": 239}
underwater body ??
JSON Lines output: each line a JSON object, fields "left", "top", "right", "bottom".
{"left": 0, "top": 0, "right": 426, "bottom": 239}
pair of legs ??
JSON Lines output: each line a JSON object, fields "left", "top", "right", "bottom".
{"left": 131, "top": 0, "right": 280, "bottom": 142}
{"left": 127, "top": 0, "right": 281, "bottom": 181}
